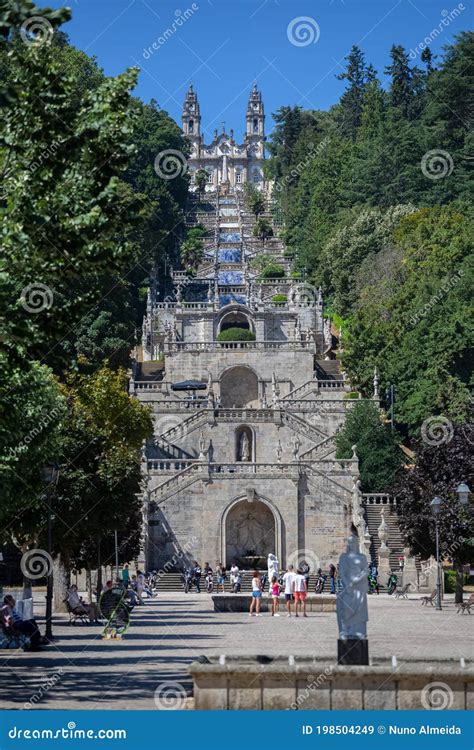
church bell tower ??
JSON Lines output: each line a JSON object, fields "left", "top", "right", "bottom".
{"left": 182, "top": 83, "right": 201, "bottom": 140}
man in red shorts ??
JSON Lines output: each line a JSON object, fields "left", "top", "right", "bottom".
{"left": 293, "top": 567, "right": 308, "bottom": 618}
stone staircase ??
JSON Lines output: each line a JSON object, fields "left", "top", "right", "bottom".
{"left": 362, "top": 501, "right": 405, "bottom": 569}
{"left": 153, "top": 570, "right": 334, "bottom": 593}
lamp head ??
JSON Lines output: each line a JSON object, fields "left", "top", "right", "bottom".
{"left": 456, "top": 482, "right": 471, "bottom": 506}
{"left": 430, "top": 496, "right": 442, "bottom": 516}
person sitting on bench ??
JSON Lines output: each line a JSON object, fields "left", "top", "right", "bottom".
{"left": 66, "top": 585, "right": 100, "bottom": 624}
{"left": 1, "top": 595, "right": 44, "bottom": 650}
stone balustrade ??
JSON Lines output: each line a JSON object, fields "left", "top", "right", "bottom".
{"left": 361, "top": 493, "right": 397, "bottom": 506}
{"left": 165, "top": 340, "right": 313, "bottom": 352}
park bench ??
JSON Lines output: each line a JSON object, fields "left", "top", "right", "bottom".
{"left": 394, "top": 583, "right": 412, "bottom": 599}
{"left": 64, "top": 599, "right": 90, "bottom": 625}
{"left": 420, "top": 589, "right": 437, "bottom": 606}
{"left": 457, "top": 593, "right": 474, "bottom": 614}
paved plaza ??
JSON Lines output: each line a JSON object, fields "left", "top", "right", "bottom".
{"left": 1, "top": 592, "right": 472, "bottom": 710}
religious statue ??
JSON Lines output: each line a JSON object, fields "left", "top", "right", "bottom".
{"left": 292, "top": 435, "right": 301, "bottom": 461}
{"left": 267, "top": 553, "right": 279, "bottom": 583}
{"left": 198, "top": 430, "right": 206, "bottom": 460}
{"left": 276, "top": 439, "right": 283, "bottom": 463}
{"left": 336, "top": 535, "right": 369, "bottom": 640}
{"left": 239, "top": 432, "right": 250, "bottom": 462}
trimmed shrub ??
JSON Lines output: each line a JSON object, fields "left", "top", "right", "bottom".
{"left": 260, "top": 262, "right": 284, "bottom": 279}
{"left": 217, "top": 328, "right": 256, "bottom": 342}
{"left": 272, "top": 294, "right": 287, "bottom": 303}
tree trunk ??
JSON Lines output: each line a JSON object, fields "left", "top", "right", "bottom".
{"left": 454, "top": 561, "right": 464, "bottom": 604}
{"left": 53, "top": 555, "right": 70, "bottom": 612}
{"left": 86, "top": 565, "right": 92, "bottom": 605}
{"left": 96, "top": 538, "right": 102, "bottom": 603}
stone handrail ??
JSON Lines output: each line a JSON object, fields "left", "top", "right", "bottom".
{"left": 299, "top": 436, "right": 336, "bottom": 460}
{"left": 361, "top": 494, "right": 396, "bottom": 505}
{"left": 281, "top": 410, "right": 329, "bottom": 443}
{"left": 157, "top": 409, "right": 210, "bottom": 442}
{"left": 165, "top": 340, "right": 313, "bottom": 353}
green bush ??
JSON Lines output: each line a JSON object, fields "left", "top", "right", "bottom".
{"left": 343, "top": 392, "right": 359, "bottom": 400}
{"left": 444, "top": 569, "right": 469, "bottom": 593}
{"left": 272, "top": 294, "right": 287, "bottom": 303}
{"left": 217, "top": 328, "right": 256, "bottom": 342}
{"left": 260, "top": 262, "right": 284, "bottom": 279}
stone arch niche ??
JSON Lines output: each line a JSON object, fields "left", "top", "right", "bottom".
{"left": 235, "top": 425, "right": 255, "bottom": 462}
{"left": 220, "top": 365, "right": 258, "bottom": 408}
{"left": 223, "top": 497, "right": 277, "bottom": 568}
{"left": 218, "top": 309, "right": 253, "bottom": 335}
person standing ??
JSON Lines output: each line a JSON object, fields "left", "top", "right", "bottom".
{"left": 249, "top": 570, "right": 262, "bottom": 616}
{"left": 282, "top": 564, "right": 295, "bottom": 617}
{"left": 329, "top": 563, "right": 336, "bottom": 594}
{"left": 121, "top": 564, "right": 130, "bottom": 587}
{"left": 230, "top": 562, "right": 239, "bottom": 592}
{"left": 216, "top": 562, "right": 226, "bottom": 593}
{"left": 293, "top": 568, "right": 308, "bottom": 618}
{"left": 300, "top": 559, "right": 310, "bottom": 590}
{"left": 193, "top": 561, "right": 202, "bottom": 593}
{"left": 270, "top": 575, "right": 282, "bottom": 616}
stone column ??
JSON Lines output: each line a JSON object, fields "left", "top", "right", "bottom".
{"left": 402, "top": 546, "right": 418, "bottom": 590}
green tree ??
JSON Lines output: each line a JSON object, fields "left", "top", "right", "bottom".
{"left": 253, "top": 217, "right": 274, "bottom": 248}
{"left": 244, "top": 183, "right": 266, "bottom": 217}
{"left": 392, "top": 423, "right": 473, "bottom": 602}
{"left": 180, "top": 237, "right": 204, "bottom": 272}
{"left": 336, "top": 45, "right": 370, "bottom": 139}
{"left": 335, "top": 400, "right": 405, "bottom": 491}
{"left": 195, "top": 168, "right": 207, "bottom": 196}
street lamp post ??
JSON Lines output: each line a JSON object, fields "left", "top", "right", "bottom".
{"left": 430, "top": 496, "right": 442, "bottom": 611}
{"left": 41, "top": 464, "right": 60, "bottom": 642}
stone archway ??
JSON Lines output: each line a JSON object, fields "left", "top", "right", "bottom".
{"left": 220, "top": 365, "right": 258, "bottom": 408}
{"left": 224, "top": 498, "right": 276, "bottom": 568}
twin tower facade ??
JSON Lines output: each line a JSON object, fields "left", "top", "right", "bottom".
{"left": 182, "top": 83, "right": 266, "bottom": 191}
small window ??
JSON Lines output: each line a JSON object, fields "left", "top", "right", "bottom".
{"left": 253, "top": 118, "right": 259, "bottom": 133}
{"left": 253, "top": 171, "right": 260, "bottom": 183}
{"left": 188, "top": 119, "right": 194, "bottom": 134}
{"left": 235, "top": 171, "right": 242, "bottom": 184}
{"left": 207, "top": 171, "right": 213, "bottom": 184}
{"left": 190, "top": 172, "right": 195, "bottom": 184}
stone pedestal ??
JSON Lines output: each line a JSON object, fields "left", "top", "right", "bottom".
{"left": 337, "top": 638, "right": 369, "bottom": 666}
{"left": 402, "top": 547, "right": 418, "bottom": 590}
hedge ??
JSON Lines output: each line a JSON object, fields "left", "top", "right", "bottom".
{"left": 217, "top": 328, "right": 256, "bottom": 342}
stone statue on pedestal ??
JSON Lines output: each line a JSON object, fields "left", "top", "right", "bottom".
{"left": 267, "top": 553, "right": 279, "bottom": 582}
{"left": 337, "top": 535, "right": 369, "bottom": 642}
{"left": 276, "top": 440, "right": 283, "bottom": 463}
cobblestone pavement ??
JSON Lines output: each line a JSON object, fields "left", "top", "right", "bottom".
{"left": 1, "top": 593, "right": 471, "bottom": 710}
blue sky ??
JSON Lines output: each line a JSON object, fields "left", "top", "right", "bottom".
{"left": 52, "top": 0, "right": 471, "bottom": 140}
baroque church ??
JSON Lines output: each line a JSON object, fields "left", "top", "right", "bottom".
{"left": 131, "top": 86, "right": 404, "bottom": 580}
{"left": 183, "top": 83, "right": 266, "bottom": 191}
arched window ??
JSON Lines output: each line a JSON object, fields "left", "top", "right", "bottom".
{"left": 235, "top": 170, "right": 242, "bottom": 184}
{"left": 253, "top": 118, "right": 259, "bottom": 134}
{"left": 252, "top": 170, "right": 260, "bottom": 184}
{"left": 207, "top": 170, "right": 213, "bottom": 184}
{"left": 188, "top": 119, "right": 194, "bottom": 134}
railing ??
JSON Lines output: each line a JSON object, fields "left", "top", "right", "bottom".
{"left": 134, "top": 381, "right": 168, "bottom": 391}
{"left": 166, "top": 340, "right": 314, "bottom": 352}
{"left": 361, "top": 494, "right": 395, "bottom": 505}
